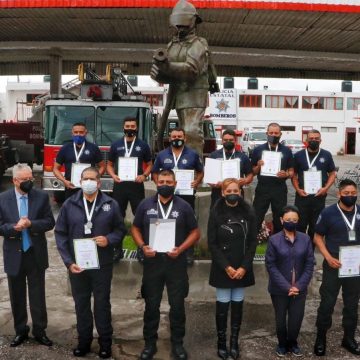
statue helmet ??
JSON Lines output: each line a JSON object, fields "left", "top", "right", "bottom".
{"left": 170, "top": 0, "right": 202, "bottom": 27}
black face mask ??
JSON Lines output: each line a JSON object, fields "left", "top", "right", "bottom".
{"left": 267, "top": 135, "right": 280, "bottom": 145}
{"left": 171, "top": 139, "right": 184, "bottom": 148}
{"left": 157, "top": 185, "right": 175, "bottom": 198}
{"left": 225, "top": 194, "right": 240, "bottom": 205}
{"left": 283, "top": 221, "right": 297, "bottom": 232}
{"left": 124, "top": 129, "right": 137, "bottom": 137}
{"left": 223, "top": 141, "right": 235, "bottom": 151}
{"left": 340, "top": 196, "right": 357, "bottom": 207}
{"left": 308, "top": 140, "right": 320, "bottom": 151}
{"left": 20, "top": 180, "right": 33, "bottom": 193}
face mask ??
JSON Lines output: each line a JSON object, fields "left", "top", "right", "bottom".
{"left": 223, "top": 141, "right": 235, "bottom": 151}
{"left": 267, "top": 135, "right": 280, "bottom": 145}
{"left": 340, "top": 195, "right": 357, "bottom": 207}
{"left": 81, "top": 180, "right": 98, "bottom": 195}
{"left": 308, "top": 140, "right": 320, "bottom": 151}
{"left": 157, "top": 185, "right": 175, "bottom": 198}
{"left": 20, "top": 180, "right": 33, "bottom": 193}
{"left": 283, "top": 221, "right": 297, "bottom": 232}
{"left": 124, "top": 129, "right": 137, "bottom": 137}
{"left": 72, "top": 135, "right": 86, "bottom": 145}
{"left": 171, "top": 139, "right": 184, "bottom": 148}
{"left": 225, "top": 194, "right": 240, "bottom": 205}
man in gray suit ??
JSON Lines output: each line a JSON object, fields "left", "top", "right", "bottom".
{"left": 0, "top": 164, "right": 55, "bottom": 347}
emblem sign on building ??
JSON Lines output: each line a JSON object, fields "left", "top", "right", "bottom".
{"left": 208, "top": 89, "right": 237, "bottom": 121}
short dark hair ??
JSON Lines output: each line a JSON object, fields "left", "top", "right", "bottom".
{"left": 281, "top": 205, "right": 300, "bottom": 217}
{"left": 307, "top": 129, "right": 321, "bottom": 137}
{"left": 124, "top": 117, "right": 138, "bottom": 125}
{"left": 81, "top": 166, "right": 100, "bottom": 180}
{"left": 158, "top": 169, "right": 176, "bottom": 180}
{"left": 267, "top": 122, "right": 281, "bottom": 131}
{"left": 169, "top": 127, "right": 185, "bottom": 136}
{"left": 222, "top": 129, "right": 236, "bottom": 138}
{"left": 72, "top": 122, "right": 86, "bottom": 128}
{"left": 338, "top": 179, "right": 357, "bottom": 191}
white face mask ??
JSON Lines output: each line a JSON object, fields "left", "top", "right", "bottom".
{"left": 81, "top": 180, "right": 98, "bottom": 195}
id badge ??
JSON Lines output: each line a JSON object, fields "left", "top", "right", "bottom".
{"left": 84, "top": 225, "right": 92, "bottom": 235}
{"left": 348, "top": 230, "right": 356, "bottom": 242}
{"left": 310, "top": 166, "right": 317, "bottom": 172}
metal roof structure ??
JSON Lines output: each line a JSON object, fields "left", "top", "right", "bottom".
{"left": 1, "top": 0, "right": 360, "bottom": 79}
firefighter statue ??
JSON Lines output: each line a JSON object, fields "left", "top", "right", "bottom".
{"left": 151, "top": 0, "right": 218, "bottom": 157}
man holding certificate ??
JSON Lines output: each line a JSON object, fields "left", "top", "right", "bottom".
{"left": 292, "top": 130, "right": 336, "bottom": 240}
{"left": 55, "top": 167, "right": 126, "bottom": 359}
{"left": 131, "top": 169, "right": 200, "bottom": 360}
{"left": 208, "top": 129, "right": 253, "bottom": 207}
{"left": 53, "top": 122, "right": 105, "bottom": 199}
{"left": 313, "top": 179, "right": 360, "bottom": 356}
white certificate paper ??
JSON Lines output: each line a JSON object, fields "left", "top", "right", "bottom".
{"left": 304, "top": 170, "right": 322, "bottom": 194}
{"left": 73, "top": 238, "right": 100, "bottom": 270}
{"left": 175, "top": 169, "right": 194, "bottom": 196}
{"left": 222, "top": 159, "right": 240, "bottom": 180}
{"left": 71, "top": 163, "right": 91, "bottom": 188}
{"left": 204, "top": 158, "right": 222, "bottom": 184}
{"left": 260, "top": 151, "right": 281, "bottom": 177}
{"left": 118, "top": 157, "right": 138, "bottom": 181}
{"left": 339, "top": 245, "right": 360, "bottom": 278}
{"left": 149, "top": 219, "right": 176, "bottom": 253}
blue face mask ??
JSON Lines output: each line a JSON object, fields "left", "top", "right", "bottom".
{"left": 283, "top": 221, "right": 297, "bottom": 232}
{"left": 72, "top": 135, "right": 86, "bottom": 145}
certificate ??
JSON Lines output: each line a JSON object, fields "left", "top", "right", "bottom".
{"left": 339, "top": 245, "right": 360, "bottom": 278}
{"left": 149, "top": 219, "right": 176, "bottom": 253}
{"left": 222, "top": 159, "right": 240, "bottom": 180}
{"left": 73, "top": 238, "right": 99, "bottom": 270}
{"left": 118, "top": 157, "right": 138, "bottom": 181}
{"left": 204, "top": 158, "right": 222, "bottom": 184}
{"left": 175, "top": 169, "right": 194, "bottom": 196}
{"left": 304, "top": 170, "right": 322, "bottom": 194}
{"left": 71, "top": 163, "right": 91, "bottom": 188}
{"left": 260, "top": 151, "right": 281, "bottom": 177}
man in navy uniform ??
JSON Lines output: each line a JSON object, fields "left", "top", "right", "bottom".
{"left": 152, "top": 127, "right": 203, "bottom": 265}
{"left": 292, "top": 129, "right": 336, "bottom": 240}
{"left": 313, "top": 179, "right": 360, "bottom": 357}
{"left": 53, "top": 122, "right": 105, "bottom": 199}
{"left": 132, "top": 169, "right": 200, "bottom": 360}
{"left": 209, "top": 129, "right": 253, "bottom": 207}
{"left": 55, "top": 167, "right": 126, "bottom": 359}
{"left": 0, "top": 164, "right": 55, "bottom": 347}
{"left": 252, "top": 123, "right": 294, "bottom": 234}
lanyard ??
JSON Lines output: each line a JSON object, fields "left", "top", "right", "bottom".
{"left": 172, "top": 148, "right": 184, "bottom": 169}
{"left": 73, "top": 142, "right": 85, "bottom": 163}
{"left": 223, "top": 148, "right": 235, "bottom": 160}
{"left": 83, "top": 195, "right": 98, "bottom": 226}
{"left": 124, "top": 137, "right": 136, "bottom": 158}
{"left": 268, "top": 143, "right": 278, "bottom": 152}
{"left": 157, "top": 199, "right": 173, "bottom": 219}
{"left": 306, "top": 149, "right": 321, "bottom": 169}
{"left": 337, "top": 203, "right": 357, "bottom": 231}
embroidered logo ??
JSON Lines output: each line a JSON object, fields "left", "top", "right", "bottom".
{"left": 84, "top": 150, "right": 90, "bottom": 155}
{"left": 356, "top": 214, "right": 360, "bottom": 220}
{"left": 117, "top": 146, "right": 125, "bottom": 151}
{"left": 171, "top": 210, "right": 179, "bottom": 218}
{"left": 319, "top": 157, "right": 325, "bottom": 163}
{"left": 135, "top": 146, "right": 141, "bottom": 152}
{"left": 102, "top": 204, "right": 111, "bottom": 212}
{"left": 164, "top": 158, "right": 173, "bottom": 164}
{"left": 147, "top": 209, "right": 158, "bottom": 215}
{"left": 182, "top": 159, "right": 188, "bottom": 165}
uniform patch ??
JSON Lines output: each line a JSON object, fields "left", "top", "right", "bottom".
{"left": 102, "top": 204, "right": 111, "bottom": 212}
{"left": 147, "top": 208, "right": 158, "bottom": 215}
{"left": 135, "top": 146, "right": 141, "bottom": 152}
{"left": 356, "top": 214, "right": 360, "bottom": 220}
{"left": 181, "top": 159, "right": 188, "bottom": 165}
{"left": 117, "top": 146, "right": 125, "bottom": 151}
{"left": 84, "top": 149, "right": 90, "bottom": 155}
{"left": 164, "top": 158, "right": 173, "bottom": 164}
{"left": 319, "top": 158, "right": 325, "bottom": 163}
{"left": 171, "top": 210, "right": 179, "bottom": 218}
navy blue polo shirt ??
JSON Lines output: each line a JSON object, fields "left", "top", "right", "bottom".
{"left": 133, "top": 195, "right": 198, "bottom": 249}
{"left": 294, "top": 148, "right": 336, "bottom": 190}
{"left": 108, "top": 137, "right": 152, "bottom": 175}
{"left": 152, "top": 145, "right": 203, "bottom": 173}
{"left": 251, "top": 142, "right": 294, "bottom": 185}
{"left": 56, "top": 141, "right": 103, "bottom": 180}
{"left": 315, "top": 203, "right": 360, "bottom": 254}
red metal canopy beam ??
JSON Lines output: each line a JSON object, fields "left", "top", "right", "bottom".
{"left": 0, "top": 0, "right": 360, "bottom": 13}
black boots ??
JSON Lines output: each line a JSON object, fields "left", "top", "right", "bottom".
{"left": 229, "top": 301, "right": 243, "bottom": 360}
{"left": 342, "top": 329, "right": 360, "bottom": 355}
{"left": 216, "top": 301, "right": 230, "bottom": 359}
{"left": 314, "top": 328, "right": 327, "bottom": 356}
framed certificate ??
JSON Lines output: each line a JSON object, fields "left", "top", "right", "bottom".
{"left": 149, "top": 219, "right": 176, "bottom": 253}
{"left": 304, "top": 170, "right": 322, "bottom": 194}
{"left": 71, "top": 163, "right": 91, "bottom": 188}
{"left": 260, "top": 151, "right": 281, "bottom": 177}
{"left": 73, "top": 238, "right": 100, "bottom": 270}
{"left": 118, "top": 157, "right": 138, "bottom": 181}
{"left": 221, "top": 159, "right": 240, "bottom": 180}
{"left": 175, "top": 169, "right": 194, "bottom": 196}
{"left": 339, "top": 245, "right": 360, "bottom": 278}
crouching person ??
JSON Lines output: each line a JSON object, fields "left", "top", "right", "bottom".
{"left": 55, "top": 167, "right": 126, "bottom": 359}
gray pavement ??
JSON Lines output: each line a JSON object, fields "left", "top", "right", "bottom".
{"left": 0, "top": 156, "right": 360, "bottom": 359}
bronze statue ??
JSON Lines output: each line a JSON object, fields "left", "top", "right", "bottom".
{"left": 151, "top": 0, "right": 218, "bottom": 157}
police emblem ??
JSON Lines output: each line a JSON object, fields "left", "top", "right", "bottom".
{"left": 171, "top": 211, "right": 179, "bottom": 218}
{"left": 356, "top": 214, "right": 360, "bottom": 220}
{"left": 102, "top": 204, "right": 111, "bottom": 212}
{"left": 182, "top": 159, "right": 188, "bottom": 164}
{"left": 319, "top": 158, "right": 325, "bottom": 163}
{"left": 135, "top": 146, "right": 141, "bottom": 152}
{"left": 84, "top": 150, "right": 90, "bottom": 155}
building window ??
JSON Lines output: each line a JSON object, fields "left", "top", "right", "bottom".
{"left": 302, "top": 97, "right": 343, "bottom": 110}
{"left": 265, "top": 95, "right": 299, "bottom": 108}
{"left": 239, "top": 95, "right": 262, "bottom": 108}
{"left": 281, "top": 126, "right": 296, "bottom": 131}
{"left": 321, "top": 127, "right": 337, "bottom": 133}
{"left": 143, "top": 94, "right": 163, "bottom": 106}
{"left": 347, "top": 97, "right": 360, "bottom": 110}
{"left": 26, "top": 93, "right": 42, "bottom": 104}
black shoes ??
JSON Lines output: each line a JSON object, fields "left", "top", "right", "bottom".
{"left": 314, "top": 335, "right": 326, "bottom": 356}
{"left": 73, "top": 345, "right": 91, "bottom": 357}
{"left": 140, "top": 343, "right": 157, "bottom": 360}
{"left": 99, "top": 347, "right": 112, "bottom": 359}
{"left": 10, "top": 333, "right": 28, "bottom": 347}
{"left": 172, "top": 344, "right": 188, "bottom": 360}
{"left": 342, "top": 337, "right": 360, "bottom": 355}
{"left": 34, "top": 334, "right": 53, "bottom": 347}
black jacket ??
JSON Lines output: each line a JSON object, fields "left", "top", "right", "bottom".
{"left": 207, "top": 198, "right": 257, "bottom": 288}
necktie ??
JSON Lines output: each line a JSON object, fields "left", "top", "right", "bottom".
{"left": 20, "top": 196, "right": 31, "bottom": 252}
